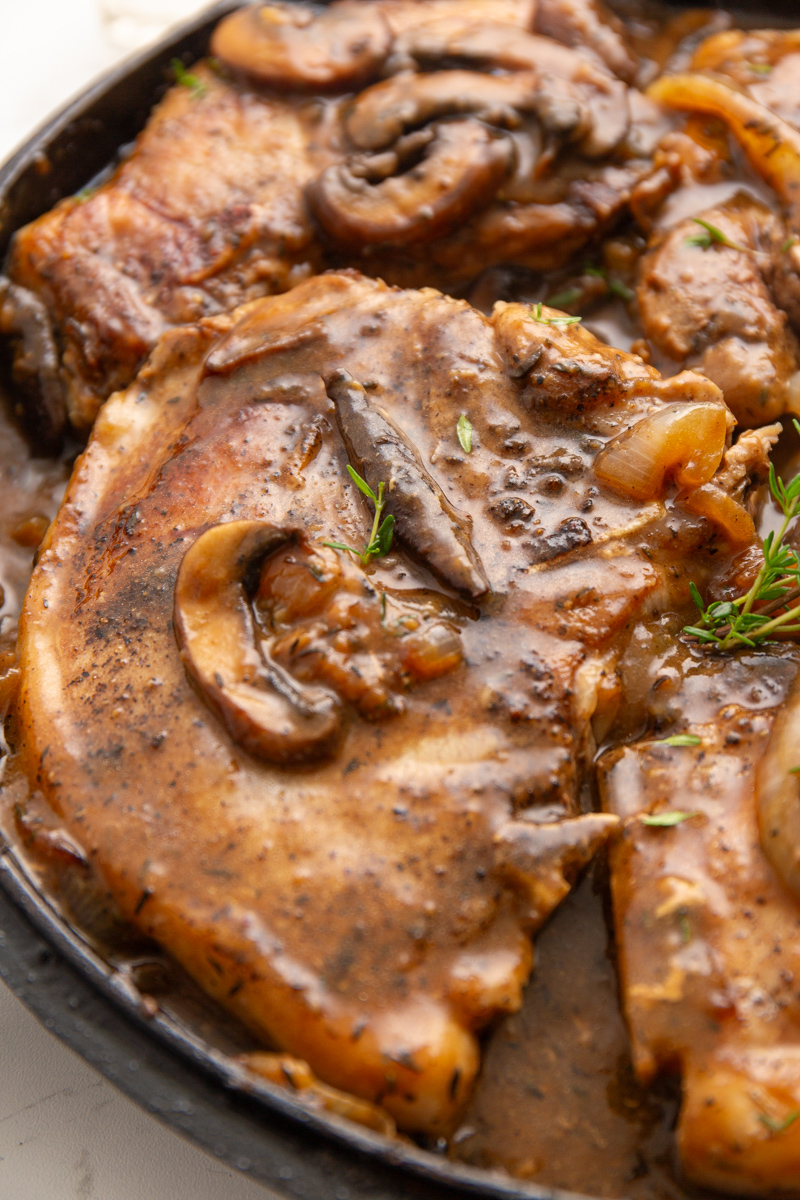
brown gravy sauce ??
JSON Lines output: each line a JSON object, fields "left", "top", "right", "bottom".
{"left": 2, "top": 3, "right": 799, "bottom": 1195}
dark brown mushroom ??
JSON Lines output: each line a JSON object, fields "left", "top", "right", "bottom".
{"left": 174, "top": 520, "right": 343, "bottom": 764}
{"left": 307, "top": 117, "right": 513, "bottom": 248}
{"left": 0, "top": 276, "right": 66, "bottom": 451}
{"left": 325, "top": 370, "right": 489, "bottom": 599}
{"left": 210, "top": 0, "right": 392, "bottom": 91}
{"left": 534, "top": 0, "right": 638, "bottom": 84}
{"left": 346, "top": 69, "right": 548, "bottom": 152}
{"left": 391, "top": 19, "right": 629, "bottom": 158}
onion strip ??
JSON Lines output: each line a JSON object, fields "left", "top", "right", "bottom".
{"left": 648, "top": 73, "right": 800, "bottom": 219}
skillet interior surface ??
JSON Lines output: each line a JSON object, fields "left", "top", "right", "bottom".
{"left": 1, "top": 3, "right": 798, "bottom": 1197}
{"left": 0, "top": 6, "right": 600, "bottom": 1198}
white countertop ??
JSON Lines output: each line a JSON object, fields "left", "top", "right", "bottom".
{"left": 0, "top": 2, "right": 277, "bottom": 1196}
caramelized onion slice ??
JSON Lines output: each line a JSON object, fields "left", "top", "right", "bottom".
{"left": 648, "top": 73, "right": 800, "bottom": 219}
{"left": 680, "top": 482, "right": 756, "bottom": 546}
{"left": 594, "top": 400, "right": 729, "bottom": 502}
{"left": 308, "top": 118, "right": 514, "bottom": 249}
{"left": 757, "top": 692, "right": 800, "bottom": 900}
{"left": 211, "top": 1, "right": 391, "bottom": 90}
{"left": 174, "top": 521, "right": 343, "bottom": 764}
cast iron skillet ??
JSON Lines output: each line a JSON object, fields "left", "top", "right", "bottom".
{"left": 0, "top": 8, "right": 583, "bottom": 1198}
{"left": 0, "top": 3, "right": 793, "bottom": 1197}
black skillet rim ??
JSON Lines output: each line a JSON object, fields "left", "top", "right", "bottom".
{"left": 0, "top": 6, "right": 587, "bottom": 1199}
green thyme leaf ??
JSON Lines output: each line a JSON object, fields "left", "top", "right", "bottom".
{"left": 457, "top": 414, "right": 473, "bottom": 454}
{"left": 683, "top": 626, "right": 721, "bottom": 643}
{"left": 608, "top": 278, "right": 635, "bottom": 302}
{"left": 783, "top": 236, "right": 799, "bottom": 253}
{"left": 376, "top": 513, "right": 395, "bottom": 556}
{"left": 686, "top": 218, "right": 746, "bottom": 252}
{"left": 529, "top": 302, "right": 583, "bottom": 328}
{"left": 789, "top": 766, "right": 800, "bottom": 774}
{"left": 347, "top": 464, "right": 377, "bottom": 503}
{"left": 546, "top": 286, "right": 582, "bottom": 308}
{"left": 684, "top": 446, "right": 800, "bottom": 649}
{"left": 759, "top": 1111, "right": 799, "bottom": 1135}
{"left": 750, "top": 62, "right": 773, "bottom": 75}
{"left": 641, "top": 810, "right": 702, "bottom": 827}
{"left": 658, "top": 734, "right": 702, "bottom": 747}
{"left": 171, "top": 57, "right": 207, "bottom": 97}
{"left": 328, "top": 469, "right": 393, "bottom": 567}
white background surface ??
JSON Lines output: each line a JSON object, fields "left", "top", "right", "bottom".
{"left": 0, "top": 2, "right": 278, "bottom": 1196}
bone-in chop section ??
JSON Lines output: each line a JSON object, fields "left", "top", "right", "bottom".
{"left": 0, "top": 0, "right": 663, "bottom": 444}
{"left": 11, "top": 271, "right": 761, "bottom": 1138}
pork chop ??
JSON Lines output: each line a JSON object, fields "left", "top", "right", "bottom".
{"left": 10, "top": 271, "right": 754, "bottom": 1134}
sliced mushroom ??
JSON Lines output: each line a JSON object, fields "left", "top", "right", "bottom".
{"left": 325, "top": 370, "right": 489, "bottom": 599}
{"left": 308, "top": 118, "right": 513, "bottom": 248}
{"left": 493, "top": 812, "right": 619, "bottom": 930}
{"left": 391, "top": 20, "right": 629, "bottom": 158}
{"left": 211, "top": 1, "right": 391, "bottom": 90}
{"left": 346, "top": 70, "right": 547, "bottom": 151}
{"left": 0, "top": 276, "right": 66, "bottom": 450}
{"left": 174, "top": 521, "right": 343, "bottom": 764}
{"left": 534, "top": 0, "right": 638, "bottom": 84}
{"left": 757, "top": 689, "right": 800, "bottom": 900}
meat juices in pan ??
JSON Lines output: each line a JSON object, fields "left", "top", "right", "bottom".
{"left": 6, "top": 1, "right": 800, "bottom": 1196}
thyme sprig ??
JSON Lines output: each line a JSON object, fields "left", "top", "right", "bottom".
{"left": 324, "top": 466, "right": 395, "bottom": 567}
{"left": 759, "top": 1111, "right": 799, "bottom": 1136}
{"left": 546, "top": 286, "right": 583, "bottom": 309}
{"left": 685, "top": 217, "right": 746, "bottom": 253}
{"left": 685, "top": 423, "right": 800, "bottom": 648}
{"left": 457, "top": 414, "right": 473, "bottom": 453}
{"left": 171, "top": 57, "right": 207, "bottom": 97}
{"left": 529, "top": 302, "right": 582, "bottom": 328}
{"left": 641, "top": 810, "right": 701, "bottom": 827}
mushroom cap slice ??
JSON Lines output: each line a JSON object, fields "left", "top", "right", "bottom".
{"left": 392, "top": 18, "right": 630, "bottom": 158}
{"left": 308, "top": 117, "right": 514, "bottom": 248}
{"left": 326, "top": 369, "right": 489, "bottom": 598}
{"left": 346, "top": 69, "right": 544, "bottom": 151}
{"left": 174, "top": 520, "right": 343, "bottom": 764}
{"left": 211, "top": 1, "right": 392, "bottom": 90}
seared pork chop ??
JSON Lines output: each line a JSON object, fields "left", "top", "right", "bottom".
{"left": 10, "top": 271, "right": 756, "bottom": 1135}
